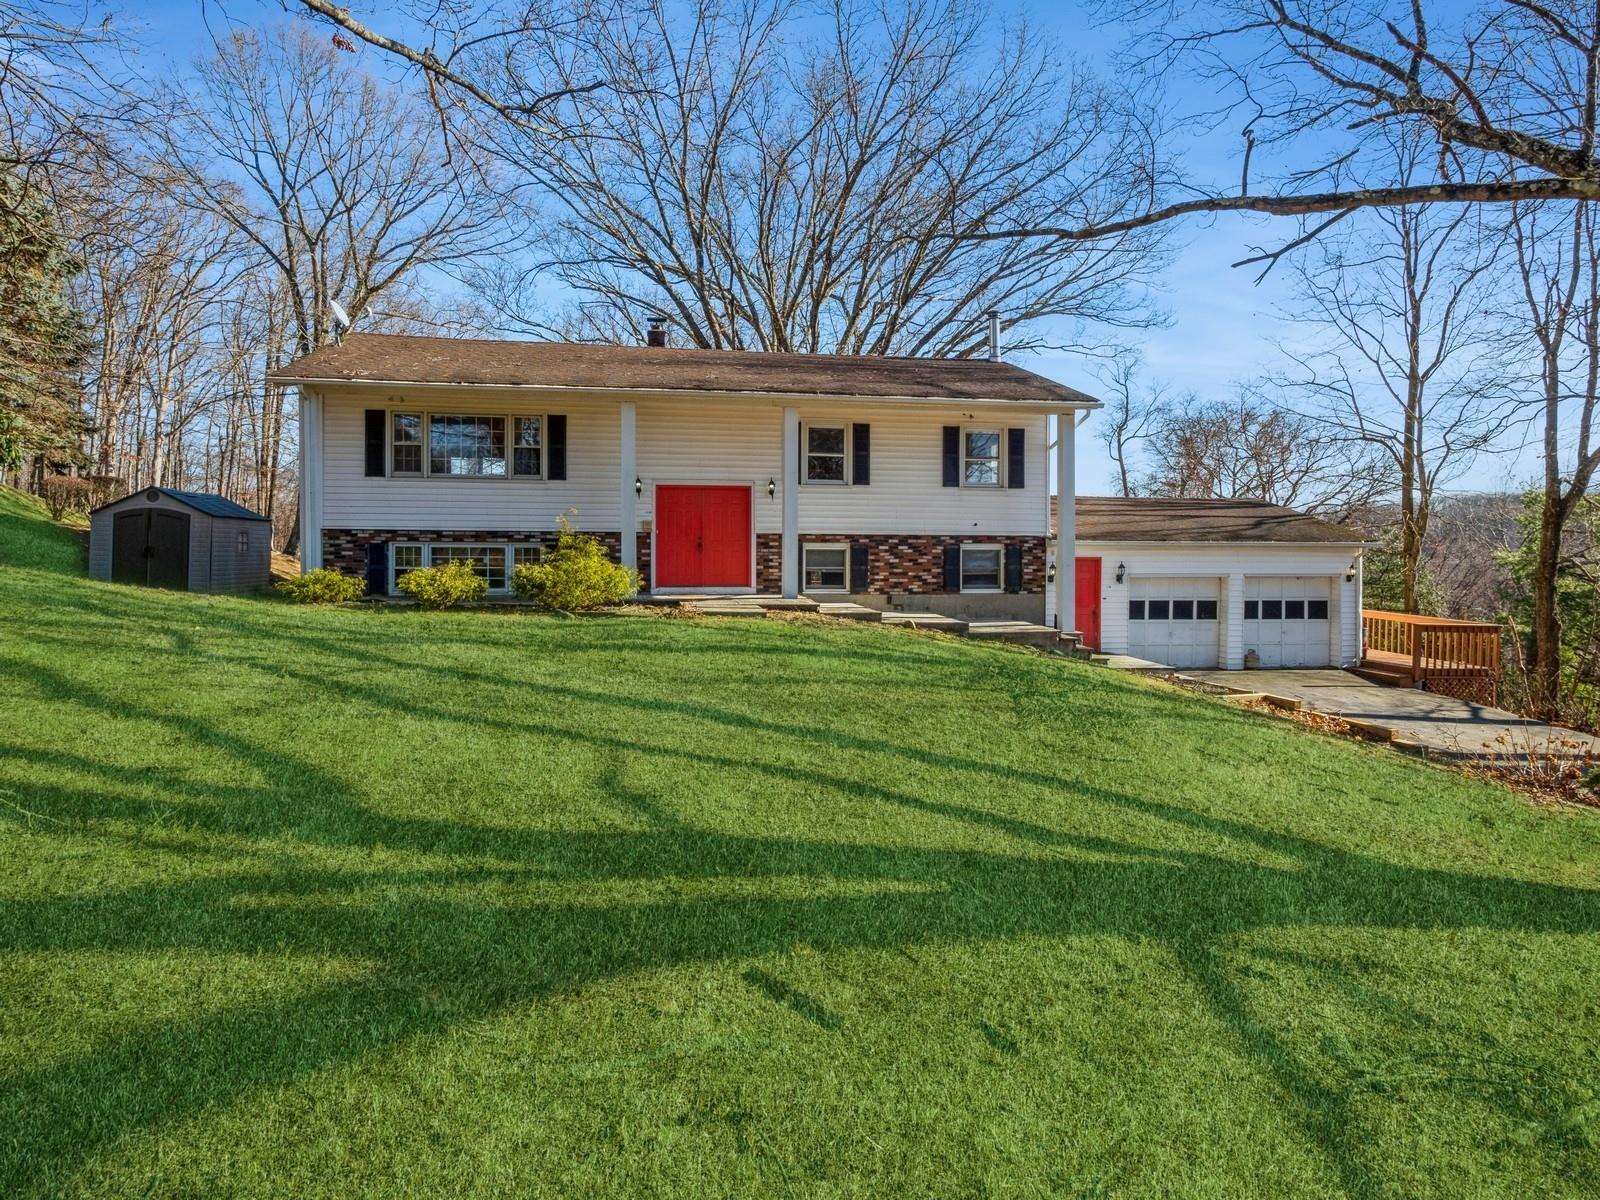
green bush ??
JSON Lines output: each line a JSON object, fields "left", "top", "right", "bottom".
{"left": 276, "top": 568, "right": 365, "bottom": 604}
{"left": 512, "top": 522, "right": 636, "bottom": 610}
{"left": 396, "top": 558, "right": 489, "bottom": 609}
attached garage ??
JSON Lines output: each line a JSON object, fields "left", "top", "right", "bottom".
{"left": 1049, "top": 497, "right": 1368, "bottom": 670}
{"left": 1244, "top": 576, "right": 1333, "bottom": 667}
{"left": 1126, "top": 576, "right": 1221, "bottom": 668}
{"left": 89, "top": 488, "right": 272, "bottom": 594}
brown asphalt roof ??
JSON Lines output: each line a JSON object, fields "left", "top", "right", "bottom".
{"left": 1052, "top": 496, "right": 1366, "bottom": 543}
{"left": 268, "top": 333, "right": 1099, "bottom": 406}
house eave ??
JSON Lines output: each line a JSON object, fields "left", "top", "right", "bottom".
{"left": 268, "top": 375, "right": 1099, "bottom": 411}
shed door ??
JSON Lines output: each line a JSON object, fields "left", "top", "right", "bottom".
{"left": 1243, "top": 576, "right": 1332, "bottom": 667}
{"left": 112, "top": 511, "right": 147, "bottom": 584}
{"left": 1126, "top": 576, "right": 1221, "bottom": 668}
{"left": 110, "top": 507, "right": 191, "bottom": 589}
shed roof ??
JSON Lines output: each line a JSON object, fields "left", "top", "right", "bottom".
{"left": 268, "top": 333, "right": 1099, "bottom": 407}
{"left": 93, "top": 487, "right": 272, "bottom": 522}
{"left": 1053, "top": 496, "right": 1366, "bottom": 544}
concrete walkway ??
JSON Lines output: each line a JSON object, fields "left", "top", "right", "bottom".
{"left": 1181, "top": 668, "right": 1600, "bottom": 761}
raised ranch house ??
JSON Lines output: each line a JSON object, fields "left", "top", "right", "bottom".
{"left": 270, "top": 332, "right": 1094, "bottom": 624}
{"left": 270, "top": 332, "right": 1367, "bottom": 661}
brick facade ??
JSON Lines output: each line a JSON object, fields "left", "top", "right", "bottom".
{"left": 756, "top": 533, "right": 1046, "bottom": 595}
{"left": 326, "top": 527, "right": 1042, "bottom": 596}
{"left": 322, "top": 529, "right": 623, "bottom": 577}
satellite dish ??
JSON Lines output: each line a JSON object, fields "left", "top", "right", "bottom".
{"left": 329, "top": 299, "right": 351, "bottom": 331}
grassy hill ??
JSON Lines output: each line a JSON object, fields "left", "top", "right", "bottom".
{"left": 2, "top": 486, "right": 1598, "bottom": 1198}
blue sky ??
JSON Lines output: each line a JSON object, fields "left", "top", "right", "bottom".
{"left": 139, "top": 0, "right": 1538, "bottom": 497}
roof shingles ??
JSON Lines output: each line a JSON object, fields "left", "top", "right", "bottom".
{"left": 1054, "top": 496, "right": 1365, "bottom": 544}
{"left": 268, "top": 333, "right": 1098, "bottom": 406}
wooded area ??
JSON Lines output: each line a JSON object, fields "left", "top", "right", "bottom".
{"left": 9, "top": 0, "right": 1600, "bottom": 722}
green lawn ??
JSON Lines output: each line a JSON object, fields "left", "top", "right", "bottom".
{"left": 2, "top": 488, "right": 1599, "bottom": 1198}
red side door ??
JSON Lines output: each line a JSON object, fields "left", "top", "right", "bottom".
{"left": 1075, "top": 556, "right": 1102, "bottom": 650}
{"left": 654, "top": 485, "right": 752, "bottom": 588}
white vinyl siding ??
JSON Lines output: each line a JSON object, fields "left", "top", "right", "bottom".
{"left": 321, "top": 394, "right": 620, "bottom": 530}
{"left": 318, "top": 390, "right": 1049, "bottom": 539}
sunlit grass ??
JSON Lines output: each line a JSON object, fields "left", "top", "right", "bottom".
{"left": 2, "top": 486, "right": 1598, "bottom": 1198}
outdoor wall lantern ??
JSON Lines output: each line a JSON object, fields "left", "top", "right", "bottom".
{"left": 1345, "top": 559, "right": 1357, "bottom": 582}
{"left": 635, "top": 476, "right": 643, "bottom": 497}
{"left": 1115, "top": 561, "right": 1126, "bottom": 584}
{"left": 767, "top": 478, "right": 777, "bottom": 499}
{"left": 1047, "top": 562, "right": 1057, "bottom": 584}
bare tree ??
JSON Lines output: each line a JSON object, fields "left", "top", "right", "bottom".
{"left": 1504, "top": 198, "right": 1600, "bottom": 713}
{"left": 160, "top": 24, "right": 509, "bottom": 362}
{"left": 1093, "top": 353, "right": 1166, "bottom": 497}
{"left": 1271, "top": 131, "right": 1510, "bottom": 610}
{"left": 957, "top": 1, "right": 1600, "bottom": 251}
{"left": 296, "top": 0, "right": 1169, "bottom": 354}
{"left": 1142, "top": 390, "right": 1388, "bottom": 521}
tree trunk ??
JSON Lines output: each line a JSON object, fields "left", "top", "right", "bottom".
{"left": 1530, "top": 488, "right": 1565, "bottom": 716}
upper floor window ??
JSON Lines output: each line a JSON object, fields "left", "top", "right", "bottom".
{"left": 513, "top": 416, "right": 542, "bottom": 477}
{"left": 392, "top": 412, "right": 423, "bottom": 474}
{"left": 963, "top": 429, "right": 1001, "bottom": 486}
{"left": 805, "top": 424, "right": 847, "bottom": 483}
{"left": 429, "top": 414, "right": 506, "bottom": 477}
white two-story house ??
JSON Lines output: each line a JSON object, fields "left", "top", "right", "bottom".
{"left": 270, "top": 331, "right": 1093, "bottom": 626}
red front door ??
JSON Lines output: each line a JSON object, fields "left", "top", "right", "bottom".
{"left": 1075, "top": 557, "right": 1102, "bottom": 650}
{"left": 655, "top": 485, "right": 752, "bottom": 588}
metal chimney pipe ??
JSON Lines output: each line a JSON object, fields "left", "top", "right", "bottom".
{"left": 987, "top": 311, "right": 1002, "bottom": 362}
{"left": 646, "top": 317, "right": 668, "bottom": 348}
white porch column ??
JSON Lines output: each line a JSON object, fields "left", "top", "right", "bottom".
{"left": 1223, "top": 571, "right": 1246, "bottom": 669}
{"left": 298, "top": 390, "right": 322, "bottom": 571}
{"left": 781, "top": 406, "right": 800, "bottom": 597}
{"left": 1054, "top": 411, "right": 1075, "bottom": 632}
{"left": 619, "top": 401, "right": 638, "bottom": 583}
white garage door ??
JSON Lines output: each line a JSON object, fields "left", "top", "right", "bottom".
{"left": 1126, "top": 576, "right": 1220, "bottom": 668}
{"left": 1244, "top": 576, "right": 1333, "bottom": 667}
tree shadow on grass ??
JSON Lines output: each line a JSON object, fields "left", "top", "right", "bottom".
{"left": 6, "top": 587, "right": 1600, "bottom": 1194}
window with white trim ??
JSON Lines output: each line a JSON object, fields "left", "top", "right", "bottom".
{"left": 960, "top": 543, "right": 1002, "bottom": 591}
{"left": 392, "top": 412, "right": 423, "bottom": 474}
{"left": 511, "top": 543, "right": 542, "bottom": 569}
{"left": 963, "top": 429, "right": 1001, "bottom": 486}
{"left": 428, "top": 414, "right": 506, "bottom": 476}
{"left": 802, "top": 543, "right": 848, "bottom": 591}
{"left": 429, "top": 544, "right": 508, "bottom": 590}
{"left": 391, "top": 543, "right": 424, "bottom": 590}
{"left": 804, "top": 424, "right": 847, "bottom": 483}
{"left": 512, "top": 416, "right": 542, "bottom": 477}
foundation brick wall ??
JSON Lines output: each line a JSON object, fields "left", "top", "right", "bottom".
{"left": 322, "top": 529, "right": 624, "bottom": 577}
{"left": 755, "top": 533, "right": 1046, "bottom": 595}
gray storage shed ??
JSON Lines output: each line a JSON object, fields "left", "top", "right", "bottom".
{"left": 89, "top": 488, "right": 272, "bottom": 593}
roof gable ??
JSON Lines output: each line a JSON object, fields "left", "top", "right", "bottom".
{"left": 268, "top": 333, "right": 1098, "bottom": 407}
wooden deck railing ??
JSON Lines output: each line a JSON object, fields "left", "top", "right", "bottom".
{"left": 1361, "top": 609, "right": 1502, "bottom": 704}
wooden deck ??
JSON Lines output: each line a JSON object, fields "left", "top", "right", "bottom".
{"left": 1356, "top": 610, "right": 1502, "bottom": 705}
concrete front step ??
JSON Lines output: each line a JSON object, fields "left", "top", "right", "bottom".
{"left": 880, "top": 612, "right": 970, "bottom": 634}
{"left": 815, "top": 601, "right": 883, "bottom": 622}
{"left": 964, "top": 620, "right": 1063, "bottom": 649}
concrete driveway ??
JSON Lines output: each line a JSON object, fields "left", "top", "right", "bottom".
{"left": 1180, "top": 668, "right": 1600, "bottom": 761}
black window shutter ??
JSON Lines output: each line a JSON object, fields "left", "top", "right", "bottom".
{"left": 364, "top": 410, "right": 386, "bottom": 477}
{"left": 852, "top": 423, "right": 871, "bottom": 485}
{"left": 547, "top": 415, "right": 567, "bottom": 480}
{"left": 942, "top": 426, "right": 960, "bottom": 487}
{"left": 942, "top": 543, "right": 961, "bottom": 591}
{"left": 1004, "top": 543, "right": 1023, "bottom": 593}
{"left": 1007, "top": 428, "right": 1025, "bottom": 489}
{"left": 849, "top": 542, "right": 869, "bottom": 591}
{"left": 365, "top": 541, "right": 389, "bottom": 596}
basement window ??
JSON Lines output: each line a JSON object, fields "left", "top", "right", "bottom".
{"left": 960, "top": 544, "right": 1002, "bottom": 592}
{"left": 803, "top": 544, "right": 849, "bottom": 591}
